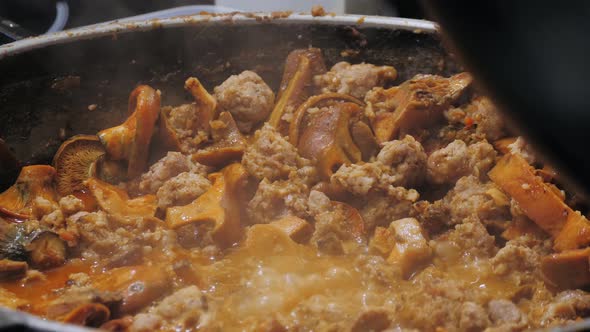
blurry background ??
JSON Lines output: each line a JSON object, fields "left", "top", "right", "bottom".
{"left": 0, "top": 0, "right": 426, "bottom": 44}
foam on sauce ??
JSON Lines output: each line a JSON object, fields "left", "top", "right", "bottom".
{"left": 0, "top": 225, "right": 520, "bottom": 330}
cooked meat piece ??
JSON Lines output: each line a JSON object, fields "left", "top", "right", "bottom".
{"left": 434, "top": 219, "right": 497, "bottom": 261}
{"left": 214, "top": 70, "right": 275, "bottom": 133}
{"left": 330, "top": 135, "right": 425, "bottom": 194}
{"left": 247, "top": 177, "right": 310, "bottom": 224}
{"left": 137, "top": 152, "right": 191, "bottom": 194}
{"left": 130, "top": 286, "right": 208, "bottom": 332}
{"left": 311, "top": 201, "right": 366, "bottom": 255}
{"left": 26, "top": 231, "right": 67, "bottom": 269}
{"left": 137, "top": 152, "right": 209, "bottom": 196}
{"left": 487, "top": 299, "right": 526, "bottom": 327}
{"left": 314, "top": 62, "right": 397, "bottom": 99}
{"left": 427, "top": 140, "right": 497, "bottom": 184}
{"left": 459, "top": 302, "right": 491, "bottom": 332}
{"left": 377, "top": 135, "right": 427, "bottom": 188}
{"left": 442, "top": 175, "right": 511, "bottom": 229}
{"left": 307, "top": 189, "right": 332, "bottom": 217}
{"left": 360, "top": 187, "right": 419, "bottom": 230}
{"left": 156, "top": 172, "right": 211, "bottom": 209}
{"left": 490, "top": 236, "right": 551, "bottom": 286}
{"left": 58, "top": 195, "right": 84, "bottom": 215}
{"left": 242, "top": 124, "right": 303, "bottom": 181}
{"left": 31, "top": 196, "right": 59, "bottom": 220}
{"left": 508, "top": 136, "right": 536, "bottom": 164}
{"left": 163, "top": 103, "right": 210, "bottom": 152}
{"left": 331, "top": 162, "right": 383, "bottom": 196}
{"left": 465, "top": 96, "right": 505, "bottom": 141}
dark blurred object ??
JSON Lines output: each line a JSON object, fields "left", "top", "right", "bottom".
{"left": 423, "top": 0, "right": 590, "bottom": 196}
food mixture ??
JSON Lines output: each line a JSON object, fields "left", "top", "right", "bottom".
{"left": 0, "top": 48, "right": 589, "bottom": 332}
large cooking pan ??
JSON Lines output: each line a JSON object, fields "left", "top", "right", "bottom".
{"left": 0, "top": 13, "right": 587, "bottom": 332}
{"left": 0, "top": 14, "right": 453, "bottom": 191}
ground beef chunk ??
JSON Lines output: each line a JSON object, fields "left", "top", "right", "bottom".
{"left": 163, "top": 103, "right": 210, "bottom": 153}
{"left": 427, "top": 140, "right": 497, "bottom": 184}
{"left": 214, "top": 70, "right": 275, "bottom": 133}
{"left": 360, "top": 187, "right": 419, "bottom": 230}
{"left": 74, "top": 211, "right": 178, "bottom": 264}
{"left": 314, "top": 62, "right": 397, "bottom": 99}
{"left": 131, "top": 286, "right": 209, "bottom": 332}
{"left": 331, "top": 135, "right": 425, "bottom": 194}
{"left": 434, "top": 219, "right": 497, "bottom": 261}
{"left": 58, "top": 195, "right": 84, "bottom": 215}
{"left": 377, "top": 135, "right": 427, "bottom": 188}
{"left": 460, "top": 302, "right": 491, "bottom": 332}
{"left": 442, "top": 175, "right": 511, "bottom": 229}
{"left": 490, "top": 236, "right": 551, "bottom": 286}
{"left": 311, "top": 202, "right": 366, "bottom": 255}
{"left": 488, "top": 299, "right": 527, "bottom": 329}
{"left": 156, "top": 172, "right": 211, "bottom": 209}
{"left": 247, "top": 177, "right": 310, "bottom": 224}
{"left": 31, "top": 196, "right": 58, "bottom": 220}
{"left": 465, "top": 96, "right": 505, "bottom": 141}
{"left": 138, "top": 152, "right": 191, "bottom": 194}
{"left": 242, "top": 124, "right": 303, "bottom": 181}
{"left": 331, "top": 162, "right": 383, "bottom": 196}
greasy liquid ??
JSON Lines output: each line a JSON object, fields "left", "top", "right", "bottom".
{"left": 0, "top": 225, "right": 520, "bottom": 331}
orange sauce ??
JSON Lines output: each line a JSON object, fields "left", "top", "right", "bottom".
{"left": 0, "top": 260, "right": 93, "bottom": 315}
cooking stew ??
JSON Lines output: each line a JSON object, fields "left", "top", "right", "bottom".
{"left": 0, "top": 48, "right": 588, "bottom": 331}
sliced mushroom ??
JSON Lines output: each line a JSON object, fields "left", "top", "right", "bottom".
{"left": 350, "top": 121, "right": 379, "bottom": 161}
{"left": 158, "top": 77, "right": 216, "bottom": 153}
{"left": 53, "top": 135, "right": 105, "bottom": 196}
{"left": 541, "top": 248, "right": 590, "bottom": 289}
{"left": 297, "top": 102, "right": 364, "bottom": 179}
{"left": 166, "top": 163, "right": 247, "bottom": 248}
{"left": 369, "top": 72, "right": 473, "bottom": 143}
{"left": 98, "top": 85, "right": 161, "bottom": 178}
{"left": 25, "top": 231, "right": 67, "bottom": 270}
{"left": 60, "top": 303, "right": 110, "bottom": 327}
{"left": 191, "top": 111, "right": 247, "bottom": 167}
{"left": 85, "top": 177, "right": 157, "bottom": 220}
{"left": 0, "top": 165, "right": 57, "bottom": 220}
{"left": 289, "top": 92, "right": 364, "bottom": 147}
{"left": 0, "top": 259, "right": 27, "bottom": 281}
{"left": 269, "top": 48, "right": 327, "bottom": 135}
{"left": 91, "top": 265, "right": 172, "bottom": 316}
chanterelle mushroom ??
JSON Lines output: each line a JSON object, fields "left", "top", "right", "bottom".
{"left": 366, "top": 72, "right": 472, "bottom": 143}
{"left": 84, "top": 177, "right": 157, "bottom": 221}
{"left": 98, "top": 85, "right": 161, "bottom": 178}
{"left": 269, "top": 48, "right": 327, "bottom": 135}
{"left": 0, "top": 165, "right": 57, "bottom": 220}
{"left": 166, "top": 163, "right": 248, "bottom": 248}
{"left": 294, "top": 98, "right": 365, "bottom": 179}
{"left": 53, "top": 135, "right": 104, "bottom": 196}
{"left": 191, "top": 111, "right": 247, "bottom": 167}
